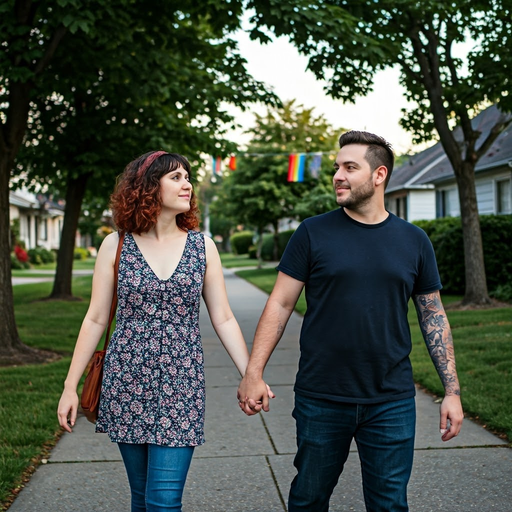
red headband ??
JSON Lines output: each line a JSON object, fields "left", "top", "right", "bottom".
{"left": 138, "top": 151, "right": 168, "bottom": 176}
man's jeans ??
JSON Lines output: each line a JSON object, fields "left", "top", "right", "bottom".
{"left": 288, "top": 394, "right": 416, "bottom": 512}
{"left": 117, "top": 442, "right": 194, "bottom": 512}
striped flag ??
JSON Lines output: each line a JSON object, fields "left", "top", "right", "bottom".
{"left": 287, "top": 153, "right": 306, "bottom": 182}
{"left": 309, "top": 153, "right": 322, "bottom": 179}
{"left": 212, "top": 156, "right": 222, "bottom": 176}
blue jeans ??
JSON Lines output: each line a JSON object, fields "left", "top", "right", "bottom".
{"left": 117, "top": 443, "right": 194, "bottom": 512}
{"left": 288, "top": 394, "right": 416, "bottom": 512}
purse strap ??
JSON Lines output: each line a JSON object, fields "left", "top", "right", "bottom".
{"left": 102, "top": 231, "right": 125, "bottom": 350}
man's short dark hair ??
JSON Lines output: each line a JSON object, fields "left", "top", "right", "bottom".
{"left": 338, "top": 131, "right": 395, "bottom": 188}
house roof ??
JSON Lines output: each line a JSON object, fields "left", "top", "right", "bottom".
{"left": 9, "top": 190, "right": 39, "bottom": 209}
{"left": 387, "top": 105, "right": 512, "bottom": 193}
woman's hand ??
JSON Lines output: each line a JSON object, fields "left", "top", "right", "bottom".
{"left": 57, "top": 389, "right": 79, "bottom": 433}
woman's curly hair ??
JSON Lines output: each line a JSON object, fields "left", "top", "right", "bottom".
{"left": 111, "top": 151, "right": 200, "bottom": 234}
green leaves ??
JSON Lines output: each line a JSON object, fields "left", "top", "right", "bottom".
{"left": 213, "top": 100, "right": 341, "bottom": 232}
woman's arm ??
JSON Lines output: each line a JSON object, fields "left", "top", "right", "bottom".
{"left": 202, "top": 236, "right": 249, "bottom": 376}
{"left": 57, "top": 232, "right": 119, "bottom": 431}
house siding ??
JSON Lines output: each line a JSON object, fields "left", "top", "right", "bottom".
{"left": 476, "top": 180, "right": 494, "bottom": 214}
{"left": 408, "top": 190, "right": 436, "bottom": 221}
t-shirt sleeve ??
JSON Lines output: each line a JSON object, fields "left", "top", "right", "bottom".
{"left": 276, "top": 222, "right": 310, "bottom": 283}
{"left": 412, "top": 232, "right": 443, "bottom": 295}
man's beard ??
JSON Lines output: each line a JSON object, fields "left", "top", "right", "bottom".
{"left": 334, "top": 176, "right": 375, "bottom": 210}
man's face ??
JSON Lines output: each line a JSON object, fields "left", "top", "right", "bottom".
{"left": 333, "top": 144, "right": 375, "bottom": 210}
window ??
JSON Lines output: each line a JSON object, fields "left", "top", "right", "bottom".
{"left": 497, "top": 179, "right": 511, "bottom": 214}
{"left": 436, "top": 188, "right": 459, "bottom": 217}
{"left": 396, "top": 196, "right": 407, "bottom": 220}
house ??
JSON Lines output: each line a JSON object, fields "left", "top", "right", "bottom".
{"left": 9, "top": 189, "right": 65, "bottom": 251}
{"left": 385, "top": 105, "right": 512, "bottom": 221}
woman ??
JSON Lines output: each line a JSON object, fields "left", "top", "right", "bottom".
{"left": 57, "top": 151, "right": 273, "bottom": 511}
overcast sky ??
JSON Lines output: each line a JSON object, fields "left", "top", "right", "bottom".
{"left": 227, "top": 29, "right": 417, "bottom": 155}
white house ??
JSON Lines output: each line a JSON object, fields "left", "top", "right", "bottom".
{"left": 9, "top": 189, "right": 65, "bottom": 251}
{"left": 385, "top": 105, "right": 512, "bottom": 221}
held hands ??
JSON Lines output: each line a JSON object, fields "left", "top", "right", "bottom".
{"left": 237, "top": 375, "right": 275, "bottom": 416}
{"left": 439, "top": 394, "right": 464, "bottom": 442}
{"left": 57, "top": 389, "right": 79, "bottom": 433}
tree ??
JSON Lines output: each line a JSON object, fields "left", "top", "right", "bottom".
{"left": 214, "top": 100, "right": 340, "bottom": 263}
{"left": 248, "top": 0, "right": 512, "bottom": 306}
{"left": 17, "top": 5, "right": 272, "bottom": 300}
{"left": 1, "top": 0, "right": 273, "bottom": 363}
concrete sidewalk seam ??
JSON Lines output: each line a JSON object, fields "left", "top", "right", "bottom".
{"left": 260, "top": 415, "right": 279, "bottom": 456}
{"left": 265, "top": 455, "right": 287, "bottom": 511}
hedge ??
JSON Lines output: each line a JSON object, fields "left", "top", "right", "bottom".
{"left": 414, "top": 215, "right": 512, "bottom": 299}
{"left": 230, "top": 231, "right": 254, "bottom": 255}
{"left": 260, "top": 229, "right": 296, "bottom": 261}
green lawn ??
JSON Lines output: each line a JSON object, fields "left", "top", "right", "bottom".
{"left": 236, "top": 268, "right": 512, "bottom": 443}
{"left": 219, "top": 253, "right": 260, "bottom": 268}
{"left": 0, "top": 276, "right": 93, "bottom": 507}
{"left": 11, "top": 258, "right": 96, "bottom": 276}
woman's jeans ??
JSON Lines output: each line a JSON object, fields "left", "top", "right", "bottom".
{"left": 117, "top": 442, "right": 194, "bottom": 512}
{"left": 288, "top": 394, "right": 416, "bottom": 512}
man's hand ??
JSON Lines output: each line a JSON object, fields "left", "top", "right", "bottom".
{"left": 237, "top": 375, "right": 274, "bottom": 416}
{"left": 439, "top": 394, "right": 464, "bottom": 442}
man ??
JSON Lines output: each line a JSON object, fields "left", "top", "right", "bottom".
{"left": 237, "top": 131, "right": 464, "bottom": 511}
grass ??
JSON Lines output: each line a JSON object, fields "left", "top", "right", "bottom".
{"left": 236, "top": 268, "right": 512, "bottom": 443}
{"left": 11, "top": 258, "right": 96, "bottom": 276}
{"left": 0, "top": 276, "right": 94, "bottom": 507}
{"left": 219, "top": 253, "right": 260, "bottom": 268}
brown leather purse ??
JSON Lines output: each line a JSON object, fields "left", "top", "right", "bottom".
{"left": 80, "top": 232, "right": 125, "bottom": 423}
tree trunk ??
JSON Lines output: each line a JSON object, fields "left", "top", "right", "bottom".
{"left": 272, "top": 222, "right": 279, "bottom": 261}
{"left": 256, "top": 226, "right": 264, "bottom": 269}
{"left": 454, "top": 161, "right": 491, "bottom": 306}
{"left": 50, "top": 171, "right": 92, "bottom": 299}
{"left": 0, "top": 155, "right": 48, "bottom": 364}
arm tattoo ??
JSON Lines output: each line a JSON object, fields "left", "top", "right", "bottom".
{"left": 413, "top": 292, "right": 460, "bottom": 396}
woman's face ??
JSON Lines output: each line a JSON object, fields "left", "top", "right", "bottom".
{"left": 159, "top": 165, "right": 193, "bottom": 213}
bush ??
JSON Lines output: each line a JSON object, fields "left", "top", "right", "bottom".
{"left": 414, "top": 214, "right": 512, "bottom": 297}
{"left": 248, "top": 245, "right": 257, "bottom": 259}
{"left": 230, "top": 231, "right": 254, "bottom": 255}
{"left": 491, "top": 283, "right": 512, "bottom": 303}
{"left": 260, "top": 229, "right": 296, "bottom": 261}
{"left": 74, "top": 247, "right": 90, "bottom": 260}
{"left": 27, "top": 246, "right": 56, "bottom": 265}
{"left": 10, "top": 253, "right": 24, "bottom": 269}
{"left": 14, "top": 245, "right": 29, "bottom": 263}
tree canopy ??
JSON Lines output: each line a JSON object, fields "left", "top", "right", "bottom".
{"left": 1, "top": 0, "right": 275, "bottom": 362}
{"left": 212, "top": 100, "right": 341, "bottom": 260}
{"left": 248, "top": 0, "right": 512, "bottom": 305}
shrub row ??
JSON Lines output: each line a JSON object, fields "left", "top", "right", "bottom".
{"left": 229, "top": 231, "right": 254, "bottom": 255}
{"left": 229, "top": 214, "right": 511, "bottom": 301}
{"left": 27, "top": 246, "right": 56, "bottom": 265}
{"left": 414, "top": 214, "right": 512, "bottom": 300}
{"left": 231, "top": 230, "right": 296, "bottom": 261}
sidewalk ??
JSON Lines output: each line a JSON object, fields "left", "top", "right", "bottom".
{"left": 12, "top": 269, "right": 94, "bottom": 286}
{"left": 8, "top": 269, "right": 512, "bottom": 511}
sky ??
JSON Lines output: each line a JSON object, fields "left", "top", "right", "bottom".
{"left": 226, "top": 29, "right": 418, "bottom": 155}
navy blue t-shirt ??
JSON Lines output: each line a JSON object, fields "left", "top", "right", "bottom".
{"left": 277, "top": 208, "right": 442, "bottom": 404}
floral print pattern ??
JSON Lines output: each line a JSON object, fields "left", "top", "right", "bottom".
{"left": 96, "top": 231, "right": 206, "bottom": 447}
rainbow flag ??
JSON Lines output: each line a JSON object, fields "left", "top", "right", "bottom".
{"left": 287, "top": 153, "right": 306, "bottom": 182}
{"left": 212, "top": 156, "right": 222, "bottom": 176}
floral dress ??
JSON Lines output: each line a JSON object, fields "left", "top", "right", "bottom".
{"left": 96, "top": 230, "right": 206, "bottom": 447}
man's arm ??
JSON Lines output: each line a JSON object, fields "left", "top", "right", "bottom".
{"left": 238, "top": 271, "right": 304, "bottom": 416}
{"left": 413, "top": 291, "right": 464, "bottom": 441}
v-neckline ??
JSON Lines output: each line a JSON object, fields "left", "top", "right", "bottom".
{"left": 129, "top": 231, "right": 189, "bottom": 282}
